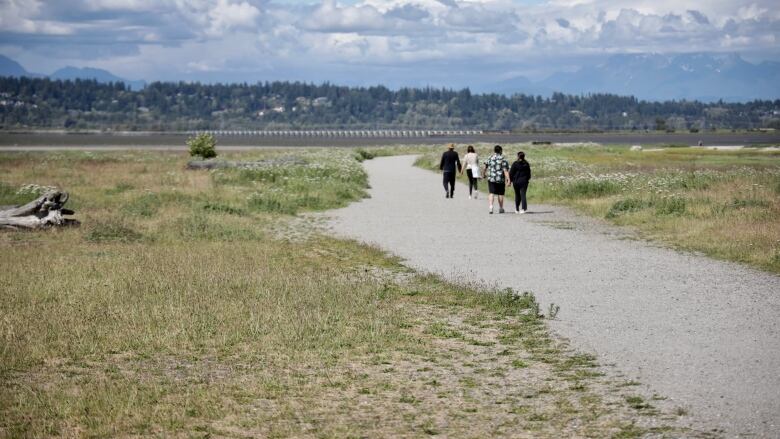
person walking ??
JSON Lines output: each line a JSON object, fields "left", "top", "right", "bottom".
{"left": 461, "top": 145, "right": 480, "bottom": 199}
{"left": 509, "top": 151, "right": 532, "bottom": 214}
{"left": 483, "top": 145, "right": 510, "bottom": 214}
{"left": 440, "top": 143, "right": 462, "bottom": 198}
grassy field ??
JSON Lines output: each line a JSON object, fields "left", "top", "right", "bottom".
{"left": 416, "top": 144, "right": 780, "bottom": 273}
{"left": 1, "top": 149, "right": 704, "bottom": 437}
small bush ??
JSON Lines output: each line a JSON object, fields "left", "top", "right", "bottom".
{"left": 187, "top": 133, "right": 217, "bottom": 159}
{"left": 354, "top": 148, "right": 375, "bottom": 162}
{"left": 85, "top": 219, "right": 143, "bottom": 243}
{"left": 606, "top": 198, "right": 648, "bottom": 218}
{"left": 654, "top": 197, "right": 686, "bottom": 215}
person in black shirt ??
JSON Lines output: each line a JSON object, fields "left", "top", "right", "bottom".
{"left": 440, "top": 143, "right": 462, "bottom": 198}
{"left": 509, "top": 151, "right": 532, "bottom": 213}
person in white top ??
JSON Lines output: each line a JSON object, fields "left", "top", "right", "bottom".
{"left": 460, "top": 145, "right": 480, "bottom": 199}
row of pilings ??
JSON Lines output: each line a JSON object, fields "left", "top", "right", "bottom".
{"left": 190, "top": 129, "right": 484, "bottom": 138}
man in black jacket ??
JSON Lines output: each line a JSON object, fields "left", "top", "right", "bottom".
{"left": 440, "top": 143, "right": 462, "bottom": 198}
{"left": 509, "top": 151, "right": 531, "bottom": 213}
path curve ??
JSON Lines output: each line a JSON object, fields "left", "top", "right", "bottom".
{"left": 326, "top": 155, "right": 780, "bottom": 438}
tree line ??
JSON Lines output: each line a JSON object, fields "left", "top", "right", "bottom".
{"left": 1, "top": 76, "right": 778, "bottom": 131}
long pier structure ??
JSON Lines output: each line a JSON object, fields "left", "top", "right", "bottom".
{"left": 191, "top": 129, "right": 484, "bottom": 138}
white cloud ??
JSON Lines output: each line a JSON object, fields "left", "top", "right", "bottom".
{"left": 1, "top": 0, "right": 779, "bottom": 85}
{"left": 207, "top": 0, "right": 261, "bottom": 35}
{"left": 83, "top": 0, "right": 160, "bottom": 11}
{"left": 299, "top": 0, "right": 390, "bottom": 32}
{"left": 0, "top": 0, "right": 74, "bottom": 34}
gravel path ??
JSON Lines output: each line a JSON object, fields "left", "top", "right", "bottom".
{"left": 326, "top": 155, "right": 780, "bottom": 438}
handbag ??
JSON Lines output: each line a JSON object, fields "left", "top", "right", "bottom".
{"left": 471, "top": 164, "right": 481, "bottom": 179}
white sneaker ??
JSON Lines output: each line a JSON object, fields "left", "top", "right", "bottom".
{"left": 468, "top": 195, "right": 472, "bottom": 199}
{"left": 520, "top": 209, "right": 526, "bottom": 214}
{"left": 515, "top": 209, "right": 520, "bottom": 214}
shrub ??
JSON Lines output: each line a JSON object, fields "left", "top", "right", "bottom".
{"left": 354, "top": 148, "right": 375, "bottom": 162}
{"left": 187, "top": 133, "right": 217, "bottom": 159}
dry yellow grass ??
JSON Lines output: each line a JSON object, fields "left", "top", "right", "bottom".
{"left": 1, "top": 149, "right": 706, "bottom": 437}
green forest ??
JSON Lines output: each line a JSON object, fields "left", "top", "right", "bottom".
{"left": 1, "top": 76, "right": 778, "bottom": 131}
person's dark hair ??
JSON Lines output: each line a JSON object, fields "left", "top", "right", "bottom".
{"left": 517, "top": 151, "right": 525, "bottom": 160}
{"left": 467, "top": 145, "right": 475, "bottom": 153}
{"left": 494, "top": 145, "right": 502, "bottom": 154}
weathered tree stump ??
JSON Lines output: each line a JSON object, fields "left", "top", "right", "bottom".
{"left": 0, "top": 190, "right": 79, "bottom": 229}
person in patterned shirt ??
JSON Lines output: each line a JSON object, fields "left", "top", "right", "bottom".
{"left": 483, "top": 145, "right": 510, "bottom": 214}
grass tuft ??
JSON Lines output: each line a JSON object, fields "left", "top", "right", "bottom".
{"left": 84, "top": 218, "right": 144, "bottom": 243}
{"left": 606, "top": 198, "right": 648, "bottom": 218}
{"left": 653, "top": 196, "right": 687, "bottom": 216}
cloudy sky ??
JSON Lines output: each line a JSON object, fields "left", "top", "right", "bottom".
{"left": 1, "top": 0, "right": 778, "bottom": 88}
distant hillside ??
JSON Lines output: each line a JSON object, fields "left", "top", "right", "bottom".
{"left": 0, "top": 54, "right": 145, "bottom": 90}
{"left": 0, "top": 55, "right": 33, "bottom": 77}
{"left": 1, "top": 76, "right": 778, "bottom": 131}
{"left": 50, "top": 66, "right": 146, "bottom": 91}
{"left": 3, "top": 52, "right": 779, "bottom": 101}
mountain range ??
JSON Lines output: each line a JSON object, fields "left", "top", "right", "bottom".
{"left": 0, "top": 55, "right": 145, "bottom": 90}
{"left": 1, "top": 53, "right": 778, "bottom": 102}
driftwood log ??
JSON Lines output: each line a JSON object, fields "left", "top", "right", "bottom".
{"left": 0, "top": 190, "right": 79, "bottom": 229}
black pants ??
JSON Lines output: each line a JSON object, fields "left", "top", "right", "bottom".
{"left": 513, "top": 182, "right": 528, "bottom": 211}
{"left": 466, "top": 169, "right": 478, "bottom": 195}
{"left": 443, "top": 171, "right": 455, "bottom": 196}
